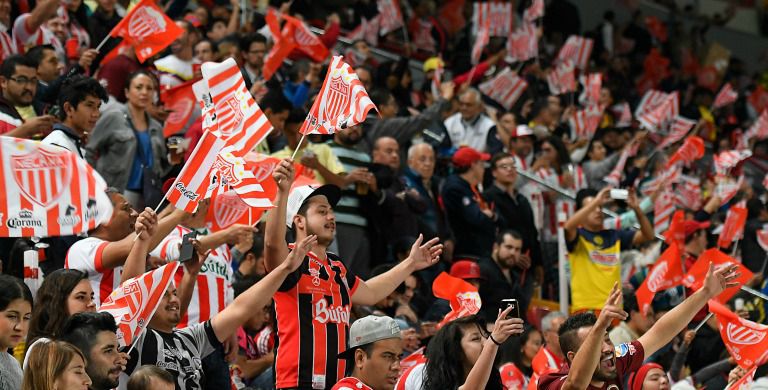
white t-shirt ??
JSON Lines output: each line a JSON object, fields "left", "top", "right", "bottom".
{"left": 12, "top": 13, "right": 64, "bottom": 57}
{"left": 65, "top": 236, "right": 121, "bottom": 306}
{"left": 395, "top": 362, "right": 426, "bottom": 390}
{"left": 155, "top": 55, "right": 194, "bottom": 88}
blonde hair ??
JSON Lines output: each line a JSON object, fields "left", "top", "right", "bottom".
{"left": 22, "top": 341, "right": 87, "bottom": 390}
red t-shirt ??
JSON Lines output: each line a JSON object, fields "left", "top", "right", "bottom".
{"left": 331, "top": 377, "right": 373, "bottom": 390}
{"left": 538, "top": 341, "right": 645, "bottom": 390}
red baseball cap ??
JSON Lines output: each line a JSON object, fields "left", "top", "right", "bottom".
{"left": 452, "top": 147, "right": 490, "bottom": 168}
{"left": 683, "top": 220, "right": 710, "bottom": 238}
{"left": 450, "top": 260, "right": 483, "bottom": 280}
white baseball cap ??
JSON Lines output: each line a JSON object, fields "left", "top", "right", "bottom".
{"left": 511, "top": 125, "right": 534, "bottom": 138}
{"left": 285, "top": 184, "right": 341, "bottom": 227}
{"left": 338, "top": 315, "right": 401, "bottom": 358}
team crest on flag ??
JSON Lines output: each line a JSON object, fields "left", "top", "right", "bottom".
{"left": 128, "top": 6, "right": 166, "bottom": 39}
{"left": 167, "top": 99, "right": 194, "bottom": 126}
{"left": 328, "top": 76, "right": 351, "bottom": 124}
{"left": 216, "top": 93, "right": 246, "bottom": 136}
{"left": 213, "top": 190, "right": 249, "bottom": 228}
{"left": 12, "top": 148, "right": 72, "bottom": 208}
{"left": 727, "top": 322, "right": 766, "bottom": 345}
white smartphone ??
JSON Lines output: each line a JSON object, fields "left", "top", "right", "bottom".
{"left": 610, "top": 189, "right": 629, "bottom": 200}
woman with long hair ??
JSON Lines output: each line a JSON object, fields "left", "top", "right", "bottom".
{"left": 86, "top": 70, "right": 170, "bottom": 209}
{"left": 0, "top": 274, "right": 34, "bottom": 390}
{"left": 22, "top": 340, "right": 91, "bottom": 390}
{"left": 27, "top": 269, "right": 96, "bottom": 346}
{"left": 498, "top": 326, "right": 543, "bottom": 389}
{"left": 419, "top": 307, "right": 523, "bottom": 390}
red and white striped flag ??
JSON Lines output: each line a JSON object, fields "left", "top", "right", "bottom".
{"left": 167, "top": 131, "right": 226, "bottom": 213}
{"left": 638, "top": 91, "right": 678, "bottom": 131}
{"left": 472, "top": 20, "right": 491, "bottom": 65}
{"left": 654, "top": 190, "right": 675, "bottom": 234}
{"left": 506, "top": 23, "right": 538, "bottom": 63}
{"left": 714, "top": 149, "right": 752, "bottom": 175}
{"left": 0, "top": 138, "right": 113, "bottom": 238}
{"left": 555, "top": 35, "right": 593, "bottom": 70}
{"left": 718, "top": 205, "right": 748, "bottom": 249}
{"left": 430, "top": 59, "right": 444, "bottom": 98}
{"left": 478, "top": 68, "right": 528, "bottom": 110}
{"left": 746, "top": 110, "right": 768, "bottom": 141}
{"left": 715, "top": 175, "right": 744, "bottom": 206}
{"left": 547, "top": 60, "right": 576, "bottom": 95}
{"left": 284, "top": 14, "right": 330, "bottom": 62}
{"left": 347, "top": 16, "right": 380, "bottom": 46}
{"left": 763, "top": 173, "right": 768, "bottom": 191}
{"left": 160, "top": 80, "right": 197, "bottom": 138}
{"left": 667, "top": 136, "right": 705, "bottom": 168}
{"left": 603, "top": 141, "right": 639, "bottom": 187}
{"left": 713, "top": 82, "right": 738, "bottom": 110}
{"left": 656, "top": 116, "right": 696, "bottom": 150}
{"left": 473, "top": 1, "right": 513, "bottom": 37}
{"left": 569, "top": 104, "right": 603, "bottom": 140}
{"left": 634, "top": 89, "right": 670, "bottom": 118}
{"left": 579, "top": 73, "right": 602, "bottom": 106}
{"left": 378, "top": 0, "right": 404, "bottom": 35}
{"left": 640, "top": 165, "right": 681, "bottom": 196}
{"left": 674, "top": 175, "right": 702, "bottom": 210}
{"left": 757, "top": 227, "right": 768, "bottom": 252}
{"left": 523, "top": 0, "right": 544, "bottom": 22}
{"left": 614, "top": 102, "right": 633, "bottom": 127}
{"left": 300, "top": 56, "right": 377, "bottom": 135}
{"left": 108, "top": 0, "right": 184, "bottom": 63}
{"left": 99, "top": 262, "right": 180, "bottom": 347}
{"left": 196, "top": 58, "right": 273, "bottom": 156}
{"left": 209, "top": 148, "right": 276, "bottom": 208}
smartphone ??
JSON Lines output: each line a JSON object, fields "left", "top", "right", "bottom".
{"left": 610, "top": 189, "right": 629, "bottom": 200}
{"left": 178, "top": 232, "right": 198, "bottom": 262}
{"left": 501, "top": 299, "right": 520, "bottom": 319}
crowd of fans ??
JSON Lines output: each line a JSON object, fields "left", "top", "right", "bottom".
{"left": 0, "top": 0, "right": 767, "bottom": 389}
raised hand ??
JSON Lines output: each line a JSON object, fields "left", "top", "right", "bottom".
{"left": 134, "top": 207, "right": 158, "bottom": 241}
{"left": 701, "top": 262, "right": 740, "bottom": 299}
{"left": 596, "top": 283, "right": 628, "bottom": 330}
{"left": 184, "top": 239, "right": 211, "bottom": 275}
{"left": 490, "top": 306, "right": 525, "bottom": 344}
{"left": 283, "top": 235, "right": 317, "bottom": 272}
{"left": 406, "top": 234, "right": 443, "bottom": 272}
{"left": 273, "top": 158, "right": 295, "bottom": 192}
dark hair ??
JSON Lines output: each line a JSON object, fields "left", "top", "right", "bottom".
{"left": 127, "top": 365, "right": 174, "bottom": 390}
{"left": 542, "top": 136, "right": 571, "bottom": 170}
{"left": 576, "top": 188, "right": 598, "bottom": 210}
{"left": 25, "top": 45, "right": 56, "bottom": 67}
{"left": 196, "top": 38, "right": 218, "bottom": 53}
{"left": 369, "top": 89, "right": 394, "bottom": 108}
{"left": 288, "top": 59, "right": 311, "bottom": 83}
{"left": 623, "top": 290, "right": 639, "bottom": 314}
{"left": 247, "top": 232, "right": 265, "bottom": 259}
{"left": 125, "top": 70, "right": 158, "bottom": 93}
{"left": 558, "top": 313, "right": 597, "bottom": 361}
{"left": 490, "top": 152, "right": 514, "bottom": 170}
{"left": 0, "top": 274, "right": 33, "bottom": 311}
{"left": 239, "top": 32, "right": 267, "bottom": 52}
{"left": 286, "top": 107, "right": 307, "bottom": 126}
{"left": 1, "top": 54, "right": 37, "bottom": 78}
{"left": 57, "top": 75, "right": 108, "bottom": 120}
{"left": 233, "top": 275, "right": 261, "bottom": 297}
{"left": 424, "top": 315, "right": 503, "bottom": 390}
{"left": 498, "top": 325, "right": 540, "bottom": 368}
{"left": 59, "top": 312, "right": 118, "bottom": 357}
{"left": 28, "top": 269, "right": 90, "bottom": 344}
{"left": 495, "top": 229, "right": 523, "bottom": 245}
{"left": 260, "top": 89, "right": 292, "bottom": 114}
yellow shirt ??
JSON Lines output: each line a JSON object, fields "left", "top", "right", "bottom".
{"left": 15, "top": 106, "right": 35, "bottom": 121}
{"left": 567, "top": 228, "right": 636, "bottom": 312}
{"left": 271, "top": 143, "right": 345, "bottom": 184}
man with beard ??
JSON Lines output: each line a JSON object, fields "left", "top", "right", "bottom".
{"left": 539, "top": 263, "right": 739, "bottom": 390}
{"left": 333, "top": 316, "right": 403, "bottom": 390}
{"left": 0, "top": 55, "right": 56, "bottom": 137}
{"left": 265, "top": 159, "right": 443, "bottom": 390}
{"left": 60, "top": 312, "right": 129, "bottom": 390}
{"left": 327, "top": 123, "right": 377, "bottom": 277}
{"left": 478, "top": 230, "right": 534, "bottom": 321}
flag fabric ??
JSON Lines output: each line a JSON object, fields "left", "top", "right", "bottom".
{"left": 555, "top": 35, "right": 593, "bottom": 70}
{"left": 378, "top": 0, "right": 404, "bottom": 35}
{"left": 726, "top": 365, "right": 757, "bottom": 390}
{"left": 603, "top": 141, "right": 639, "bottom": 187}
{"left": 749, "top": 85, "right": 768, "bottom": 114}
{"left": 506, "top": 23, "right": 538, "bottom": 63}
{"left": 636, "top": 242, "right": 684, "bottom": 315}
{"left": 713, "top": 83, "right": 738, "bottom": 109}
{"left": 663, "top": 210, "right": 686, "bottom": 249}
{"left": 347, "top": 16, "right": 380, "bottom": 46}
{"left": 471, "top": 20, "right": 491, "bottom": 65}
{"left": 300, "top": 56, "right": 377, "bottom": 135}
{"left": 161, "top": 80, "right": 198, "bottom": 138}
{"left": 472, "top": 1, "right": 513, "bottom": 37}
{"left": 656, "top": 116, "right": 696, "bottom": 150}
{"left": 478, "top": 68, "right": 528, "bottom": 110}
{"left": 709, "top": 300, "right": 768, "bottom": 369}
{"left": 167, "top": 131, "right": 226, "bottom": 213}
{"left": 523, "top": 0, "right": 544, "bottom": 22}
{"left": 653, "top": 190, "right": 675, "bottom": 235}
{"left": 635, "top": 90, "right": 671, "bottom": 119}
{"left": 718, "top": 205, "right": 748, "bottom": 249}
{"left": 569, "top": 104, "right": 603, "bottom": 140}
{"left": 430, "top": 59, "right": 443, "bottom": 98}
{"left": 715, "top": 175, "right": 744, "bottom": 206}
{"left": 579, "top": 73, "right": 602, "bottom": 106}
{"left": 714, "top": 150, "right": 752, "bottom": 175}
{"left": 197, "top": 58, "right": 274, "bottom": 156}
{"left": 209, "top": 149, "right": 276, "bottom": 208}
{"left": 683, "top": 248, "right": 753, "bottom": 304}
{"left": 206, "top": 189, "right": 251, "bottom": 231}
{"left": 99, "top": 262, "right": 181, "bottom": 347}
{"left": 282, "top": 14, "right": 329, "bottom": 62}
{"left": 547, "top": 60, "right": 576, "bottom": 95}
{"left": 262, "top": 11, "right": 297, "bottom": 81}
{"left": 0, "top": 138, "right": 113, "bottom": 238}
{"left": 640, "top": 165, "right": 681, "bottom": 196}
{"left": 108, "top": 0, "right": 183, "bottom": 63}
{"left": 666, "top": 136, "right": 705, "bottom": 168}
{"left": 23, "top": 250, "right": 40, "bottom": 299}
{"left": 637, "top": 91, "right": 678, "bottom": 132}
{"left": 674, "top": 176, "right": 703, "bottom": 211}
{"left": 746, "top": 110, "right": 768, "bottom": 141}
{"left": 432, "top": 272, "right": 482, "bottom": 328}
{"left": 614, "top": 102, "right": 633, "bottom": 128}
{"left": 757, "top": 228, "right": 768, "bottom": 252}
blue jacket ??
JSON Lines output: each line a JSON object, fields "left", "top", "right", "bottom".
{"left": 440, "top": 175, "right": 497, "bottom": 258}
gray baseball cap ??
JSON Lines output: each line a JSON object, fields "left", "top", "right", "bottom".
{"left": 338, "top": 315, "right": 401, "bottom": 358}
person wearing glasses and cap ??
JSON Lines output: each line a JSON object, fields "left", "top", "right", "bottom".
{"left": 333, "top": 315, "right": 403, "bottom": 390}
{"left": 265, "top": 159, "right": 443, "bottom": 390}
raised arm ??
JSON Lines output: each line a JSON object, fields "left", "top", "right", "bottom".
{"left": 459, "top": 307, "right": 523, "bottom": 390}
{"left": 628, "top": 190, "right": 655, "bottom": 246}
{"left": 352, "top": 235, "right": 442, "bottom": 305}
{"left": 211, "top": 235, "right": 317, "bottom": 342}
{"left": 264, "top": 159, "right": 293, "bottom": 272}
{"left": 177, "top": 241, "right": 210, "bottom": 319}
{"left": 638, "top": 262, "right": 739, "bottom": 359}
{"left": 564, "top": 187, "right": 611, "bottom": 242}
{"left": 562, "top": 284, "right": 627, "bottom": 390}
{"left": 120, "top": 208, "right": 158, "bottom": 282}
{"left": 24, "top": 0, "right": 59, "bottom": 34}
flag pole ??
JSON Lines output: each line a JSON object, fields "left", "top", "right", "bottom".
{"left": 95, "top": 35, "right": 111, "bottom": 52}
{"left": 291, "top": 132, "right": 308, "bottom": 161}
{"left": 693, "top": 312, "right": 713, "bottom": 332}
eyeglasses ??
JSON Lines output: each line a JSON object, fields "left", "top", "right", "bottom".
{"left": 8, "top": 76, "right": 38, "bottom": 85}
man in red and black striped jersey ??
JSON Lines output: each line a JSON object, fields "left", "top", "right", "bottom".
{"left": 266, "top": 159, "right": 443, "bottom": 390}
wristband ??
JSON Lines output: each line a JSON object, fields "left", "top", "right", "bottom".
{"left": 489, "top": 334, "right": 502, "bottom": 346}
